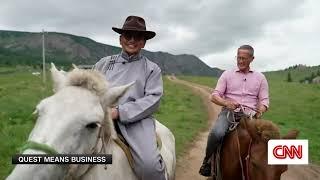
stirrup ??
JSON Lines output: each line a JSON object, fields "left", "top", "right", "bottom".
{"left": 199, "top": 162, "right": 211, "bottom": 177}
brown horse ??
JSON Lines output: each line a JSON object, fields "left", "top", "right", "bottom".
{"left": 211, "top": 117, "right": 299, "bottom": 180}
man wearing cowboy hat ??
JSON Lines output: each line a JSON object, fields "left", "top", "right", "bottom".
{"left": 94, "top": 16, "right": 166, "bottom": 180}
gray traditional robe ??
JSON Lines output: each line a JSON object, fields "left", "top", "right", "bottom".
{"left": 94, "top": 51, "right": 165, "bottom": 180}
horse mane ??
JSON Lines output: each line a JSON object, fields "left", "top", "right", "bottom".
{"left": 247, "top": 119, "right": 280, "bottom": 142}
{"left": 66, "top": 68, "right": 117, "bottom": 139}
{"left": 67, "top": 69, "right": 109, "bottom": 97}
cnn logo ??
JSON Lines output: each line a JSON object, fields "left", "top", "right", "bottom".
{"left": 268, "top": 140, "right": 308, "bottom": 165}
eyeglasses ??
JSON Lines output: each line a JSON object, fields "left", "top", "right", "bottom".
{"left": 122, "top": 32, "right": 145, "bottom": 41}
{"left": 235, "top": 56, "right": 251, "bottom": 61}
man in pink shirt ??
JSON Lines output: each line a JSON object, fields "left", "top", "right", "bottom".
{"left": 199, "top": 45, "right": 270, "bottom": 177}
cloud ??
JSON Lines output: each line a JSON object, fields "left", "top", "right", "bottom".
{"left": 0, "top": 0, "right": 318, "bottom": 71}
{"left": 201, "top": 0, "right": 320, "bottom": 71}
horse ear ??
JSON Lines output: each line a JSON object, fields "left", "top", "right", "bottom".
{"left": 101, "top": 81, "right": 135, "bottom": 108}
{"left": 50, "top": 63, "right": 67, "bottom": 92}
{"left": 245, "top": 119, "right": 261, "bottom": 140}
{"left": 282, "top": 129, "right": 299, "bottom": 139}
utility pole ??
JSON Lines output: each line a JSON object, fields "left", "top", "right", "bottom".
{"left": 42, "top": 29, "right": 46, "bottom": 84}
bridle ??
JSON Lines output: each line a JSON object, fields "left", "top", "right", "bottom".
{"left": 19, "top": 121, "right": 110, "bottom": 180}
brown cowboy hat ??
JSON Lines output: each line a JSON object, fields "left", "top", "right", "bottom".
{"left": 112, "top": 16, "right": 156, "bottom": 40}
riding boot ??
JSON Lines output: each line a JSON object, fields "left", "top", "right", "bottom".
{"left": 199, "top": 157, "right": 211, "bottom": 177}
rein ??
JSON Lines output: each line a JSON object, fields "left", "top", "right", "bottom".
{"left": 239, "top": 104, "right": 259, "bottom": 113}
{"left": 68, "top": 123, "right": 110, "bottom": 180}
{"left": 245, "top": 138, "right": 253, "bottom": 180}
{"left": 227, "top": 109, "right": 253, "bottom": 180}
{"left": 242, "top": 117, "right": 253, "bottom": 180}
{"left": 235, "top": 128, "right": 246, "bottom": 180}
{"left": 20, "top": 141, "right": 59, "bottom": 155}
{"left": 234, "top": 119, "right": 253, "bottom": 180}
{"left": 19, "top": 122, "right": 110, "bottom": 180}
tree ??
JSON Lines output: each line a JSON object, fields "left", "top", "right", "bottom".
{"left": 311, "top": 72, "right": 316, "bottom": 80}
{"left": 287, "top": 72, "right": 292, "bottom": 82}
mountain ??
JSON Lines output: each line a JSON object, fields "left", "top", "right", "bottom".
{"left": 0, "top": 30, "right": 222, "bottom": 76}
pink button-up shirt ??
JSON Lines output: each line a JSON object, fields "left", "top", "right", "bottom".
{"left": 212, "top": 68, "right": 269, "bottom": 114}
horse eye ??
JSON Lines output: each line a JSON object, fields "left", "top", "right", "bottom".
{"left": 86, "top": 122, "right": 98, "bottom": 129}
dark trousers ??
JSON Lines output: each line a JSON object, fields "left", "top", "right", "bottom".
{"left": 204, "top": 108, "right": 234, "bottom": 160}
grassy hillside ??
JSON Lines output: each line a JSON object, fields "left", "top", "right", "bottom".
{"left": 0, "top": 30, "right": 221, "bottom": 76}
{"left": 0, "top": 67, "right": 207, "bottom": 178}
{"left": 265, "top": 65, "right": 320, "bottom": 82}
{"left": 179, "top": 75, "right": 320, "bottom": 164}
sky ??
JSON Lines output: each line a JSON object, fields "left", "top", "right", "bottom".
{"left": 0, "top": 0, "right": 319, "bottom": 71}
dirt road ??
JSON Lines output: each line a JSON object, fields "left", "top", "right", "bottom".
{"left": 168, "top": 76, "right": 320, "bottom": 180}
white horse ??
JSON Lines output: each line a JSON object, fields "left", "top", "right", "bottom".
{"left": 7, "top": 64, "right": 176, "bottom": 180}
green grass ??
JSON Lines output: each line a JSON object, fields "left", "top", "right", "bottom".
{"left": 179, "top": 75, "right": 320, "bottom": 164}
{"left": 0, "top": 67, "right": 53, "bottom": 178}
{"left": 265, "top": 81, "right": 320, "bottom": 164}
{"left": 156, "top": 77, "right": 207, "bottom": 157}
{"left": 0, "top": 69, "right": 207, "bottom": 178}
